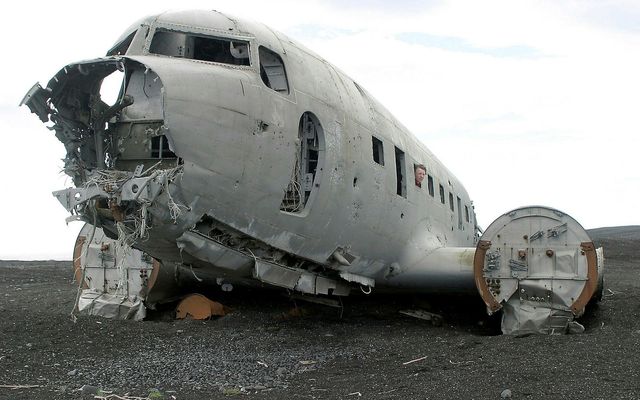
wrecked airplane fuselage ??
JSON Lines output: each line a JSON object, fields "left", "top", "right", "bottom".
{"left": 22, "top": 10, "right": 603, "bottom": 334}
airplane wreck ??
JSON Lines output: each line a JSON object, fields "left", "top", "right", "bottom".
{"left": 21, "top": 10, "right": 603, "bottom": 334}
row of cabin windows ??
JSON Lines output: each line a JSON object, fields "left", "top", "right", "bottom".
{"left": 372, "top": 135, "right": 472, "bottom": 228}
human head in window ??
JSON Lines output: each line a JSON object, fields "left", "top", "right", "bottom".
{"left": 415, "top": 164, "right": 426, "bottom": 187}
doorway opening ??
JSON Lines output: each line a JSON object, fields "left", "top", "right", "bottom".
{"left": 280, "top": 112, "right": 325, "bottom": 213}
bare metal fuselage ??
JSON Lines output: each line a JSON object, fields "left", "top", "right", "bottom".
{"left": 22, "top": 10, "right": 601, "bottom": 333}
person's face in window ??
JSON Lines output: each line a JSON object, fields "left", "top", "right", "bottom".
{"left": 415, "top": 168, "right": 426, "bottom": 186}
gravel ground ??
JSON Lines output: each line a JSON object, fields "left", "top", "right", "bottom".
{"left": 1, "top": 228, "right": 639, "bottom": 400}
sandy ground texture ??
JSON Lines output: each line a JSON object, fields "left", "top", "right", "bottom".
{"left": 1, "top": 227, "right": 639, "bottom": 400}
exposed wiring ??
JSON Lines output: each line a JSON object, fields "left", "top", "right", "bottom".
{"left": 280, "top": 148, "right": 303, "bottom": 212}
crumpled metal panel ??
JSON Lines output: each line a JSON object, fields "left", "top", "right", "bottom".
{"left": 78, "top": 290, "right": 146, "bottom": 321}
{"left": 315, "top": 276, "right": 350, "bottom": 296}
{"left": 73, "top": 223, "right": 167, "bottom": 320}
{"left": 76, "top": 224, "right": 155, "bottom": 296}
{"left": 339, "top": 271, "right": 375, "bottom": 287}
{"left": 253, "top": 260, "right": 301, "bottom": 290}
{"left": 176, "top": 230, "right": 254, "bottom": 275}
{"left": 501, "top": 300, "right": 575, "bottom": 335}
{"left": 294, "top": 274, "right": 351, "bottom": 296}
{"left": 253, "top": 259, "right": 350, "bottom": 296}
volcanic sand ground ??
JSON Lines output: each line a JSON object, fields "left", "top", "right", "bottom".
{"left": 1, "top": 228, "right": 639, "bottom": 399}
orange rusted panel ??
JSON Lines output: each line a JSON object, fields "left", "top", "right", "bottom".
{"left": 474, "top": 240, "right": 501, "bottom": 313}
{"left": 571, "top": 242, "right": 598, "bottom": 315}
{"left": 176, "top": 293, "right": 229, "bottom": 320}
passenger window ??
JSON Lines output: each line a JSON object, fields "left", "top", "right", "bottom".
{"left": 465, "top": 205, "right": 470, "bottom": 223}
{"left": 427, "top": 175, "right": 434, "bottom": 197}
{"left": 457, "top": 196, "right": 463, "bottom": 229}
{"left": 439, "top": 184, "right": 445, "bottom": 204}
{"left": 395, "top": 147, "right": 406, "bottom": 197}
{"left": 259, "top": 46, "right": 289, "bottom": 93}
{"left": 449, "top": 192, "right": 454, "bottom": 212}
{"left": 372, "top": 136, "right": 384, "bottom": 165}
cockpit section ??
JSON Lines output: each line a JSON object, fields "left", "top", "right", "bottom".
{"left": 149, "top": 29, "right": 250, "bottom": 66}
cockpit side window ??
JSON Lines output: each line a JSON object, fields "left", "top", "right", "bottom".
{"left": 107, "top": 30, "right": 136, "bottom": 56}
{"left": 259, "top": 46, "right": 289, "bottom": 94}
{"left": 149, "top": 30, "right": 250, "bottom": 66}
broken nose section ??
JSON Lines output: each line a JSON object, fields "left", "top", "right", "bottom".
{"left": 21, "top": 83, "right": 52, "bottom": 123}
{"left": 22, "top": 56, "right": 173, "bottom": 188}
{"left": 474, "top": 206, "right": 604, "bottom": 335}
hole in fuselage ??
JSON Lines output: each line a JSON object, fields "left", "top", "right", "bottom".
{"left": 100, "top": 70, "right": 125, "bottom": 106}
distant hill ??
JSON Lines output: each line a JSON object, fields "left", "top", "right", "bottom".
{"left": 587, "top": 226, "right": 640, "bottom": 260}
{"left": 588, "top": 226, "right": 640, "bottom": 240}
{"left": 0, "top": 260, "right": 70, "bottom": 267}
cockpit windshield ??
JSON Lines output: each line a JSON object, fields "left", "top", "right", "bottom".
{"left": 149, "top": 29, "right": 250, "bottom": 66}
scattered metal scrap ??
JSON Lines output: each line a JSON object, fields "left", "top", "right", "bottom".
{"left": 399, "top": 309, "right": 443, "bottom": 326}
{"left": 402, "top": 355, "right": 429, "bottom": 365}
{"left": 0, "top": 384, "right": 41, "bottom": 389}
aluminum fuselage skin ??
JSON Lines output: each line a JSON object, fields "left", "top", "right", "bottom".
{"left": 28, "top": 10, "right": 479, "bottom": 294}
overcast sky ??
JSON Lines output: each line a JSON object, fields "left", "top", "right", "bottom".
{"left": 2, "top": 0, "right": 639, "bottom": 259}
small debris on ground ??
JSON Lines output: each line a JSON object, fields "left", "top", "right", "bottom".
{"left": 399, "top": 309, "right": 443, "bottom": 326}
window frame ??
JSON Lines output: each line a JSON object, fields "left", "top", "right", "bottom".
{"left": 372, "top": 136, "right": 385, "bottom": 166}
{"left": 259, "top": 45, "right": 290, "bottom": 94}
{"left": 394, "top": 147, "right": 406, "bottom": 198}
